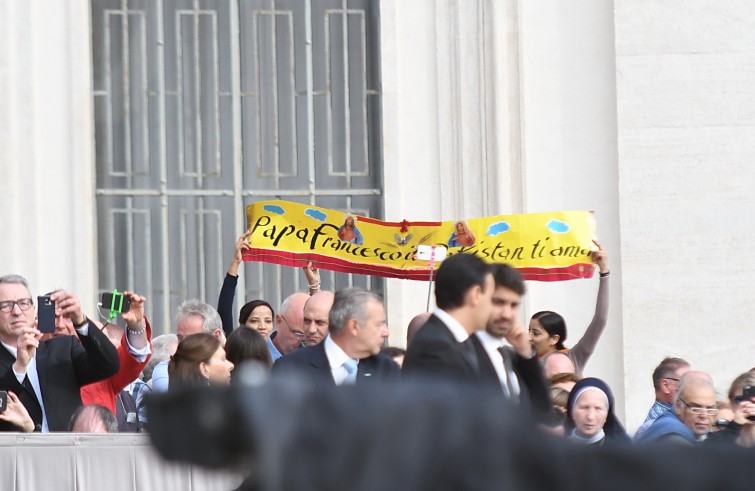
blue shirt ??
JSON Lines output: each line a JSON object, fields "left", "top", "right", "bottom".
{"left": 633, "top": 400, "right": 673, "bottom": 441}
{"left": 267, "top": 332, "right": 283, "bottom": 362}
{"left": 151, "top": 359, "right": 170, "bottom": 393}
{"left": 635, "top": 409, "right": 696, "bottom": 445}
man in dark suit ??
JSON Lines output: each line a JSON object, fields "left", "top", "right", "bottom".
{"left": 470, "top": 264, "right": 550, "bottom": 418}
{"left": 271, "top": 287, "right": 399, "bottom": 388}
{"left": 402, "top": 253, "right": 494, "bottom": 382}
{"left": 0, "top": 274, "right": 120, "bottom": 432}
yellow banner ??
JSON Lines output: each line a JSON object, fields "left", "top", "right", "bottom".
{"left": 243, "top": 200, "right": 597, "bottom": 281}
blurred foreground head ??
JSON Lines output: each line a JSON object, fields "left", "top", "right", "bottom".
{"left": 147, "top": 371, "right": 755, "bottom": 491}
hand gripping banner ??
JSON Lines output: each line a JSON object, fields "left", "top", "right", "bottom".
{"left": 243, "top": 200, "right": 598, "bottom": 282}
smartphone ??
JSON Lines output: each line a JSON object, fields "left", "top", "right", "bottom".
{"left": 37, "top": 295, "right": 56, "bottom": 334}
{"left": 0, "top": 391, "right": 6, "bottom": 413}
{"left": 743, "top": 386, "right": 755, "bottom": 421}
{"left": 101, "top": 291, "right": 131, "bottom": 314}
{"left": 416, "top": 245, "right": 447, "bottom": 262}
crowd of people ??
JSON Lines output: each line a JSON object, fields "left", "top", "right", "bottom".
{"left": 1, "top": 233, "right": 754, "bottom": 459}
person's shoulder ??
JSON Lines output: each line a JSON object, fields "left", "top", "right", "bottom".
{"left": 409, "top": 315, "right": 450, "bottom": 343}
{"left": 640, "top": 411, "right": 694, "bottom": 443}
{"left": 273, "top": 344, "right": 320, "bottom": 369}
{"left": 368, "top": 352, "right": 401, "bottom": 371}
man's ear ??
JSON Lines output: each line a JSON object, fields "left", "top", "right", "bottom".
{"left": 464, "top": 284, "right": 482, "bottom": 307}
{"left": 660, "top": 379, "right": 671, "bottom": 395}
{"left": 346, "top": 318, "right": 360, "bottom": 336}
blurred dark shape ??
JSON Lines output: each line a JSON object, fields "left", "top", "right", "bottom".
{"left": 147, "top": 373, "right": 755, "bottom": 491}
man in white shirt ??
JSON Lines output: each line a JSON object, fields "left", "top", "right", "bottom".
{"left": 471, "top": 264, "right": 550, "bottom": 417}
{"left": 403, "top": 253, "right": 494, "bottom": 381}
{"left": 0, "top": 274, "right": 120, "bottom": 432}
{"left": 271, "top": 288, "right": 399, "bottom": 387}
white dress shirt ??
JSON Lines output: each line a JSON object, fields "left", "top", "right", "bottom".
{"left": 323, "top": 335, "right": 358, "bottom": 385}
{"left": 2, "top": 342, "right": 49, "bottom": 431}
{"left": 432, "top": 308, "right": 469, "bottom": 342}
{"left": 2, "top": 322, "right": 95, "bottom": 432}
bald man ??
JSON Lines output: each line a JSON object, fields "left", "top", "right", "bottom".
{"left": 637, "top": 371, "right": 717, "bottom": 445}
{"left": 303, "top": 291, "right": 335, "bottom": 346}
{"left": 406, "top": 312, "right": 431, "bottom": 346}
{"left": 268, "top": 292, "right": 310, "bottom": 361}
{"left": 541, "top": 351, "right": 576, "bottom": 379}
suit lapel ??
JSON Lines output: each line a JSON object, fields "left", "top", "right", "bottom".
{"left": 310, "top": 343, "right": 336, "bottom": 386}
{"left": 35, "top": 341, "right": 49, "bottom": 399}
{"left": 470, "top": 335, "right": 498, "bottom": 382}
{"left": 0, "top": 345, "right": 15, "bottom": 371}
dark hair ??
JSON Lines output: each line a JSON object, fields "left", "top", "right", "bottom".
{"left": 651, "top": 357, "right": 690, "bottom": 391}
{"left": 225, "top": 326, "right": 273, "bottom": 369}
{"left": 238, "top": 299, "right": 275, "bottom": 326}
{"left": 489, "top": 263, "right": 525, "bottom": 295}
{"left": 566, "top": 377, "right": 629, "bottom": 444}
{"left": 531, "top": 311, "right": 566, "bottom": 351}
{"left": 168, "top": 333, "right": 221, "bottom": 390}
{"left": 434, "top": 253, "right": 491, "bottom": 310}
{"left": 69, "top": 404, "right": 118, "bottom": 433}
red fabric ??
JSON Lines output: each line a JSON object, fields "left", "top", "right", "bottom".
{"left": 243, "top": 248, "right": 595, "bottom": 282}
{"left": 80, "top": 320, "right": 152, "bottom": 413}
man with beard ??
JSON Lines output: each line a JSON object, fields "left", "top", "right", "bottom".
{"left": 470, "top": 264, "right": 550, "bottom": 418}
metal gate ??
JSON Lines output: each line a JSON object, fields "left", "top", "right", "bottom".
{"left": 91, "top": 0, "right": 384, "bottom": 333}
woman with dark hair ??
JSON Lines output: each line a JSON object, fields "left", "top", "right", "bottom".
{"left": 566, "top": 377, "right": 629, "bottom": 447}
{"left": 225, "top": 326, "right": 273, "bottom": 380}
{"left": 704, "top": 371, "right": 755, "bottom": 448}
{"left": 217, "top": 230, "right": 318, "bottom": 337}
{"left": 529, "top": 241, "right": 610, "bottom": 375}
{"left": 168, "top": 333, "right": 234, "bottom": 390}
{"left": 237, "top": 299, "right": 276, "bottom": 339}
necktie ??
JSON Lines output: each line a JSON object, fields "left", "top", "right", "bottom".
{"left": 499, "top": 347, "right": 520, "bottom": 403}
{"left": 343, "top": 358, "right": 359, "bottom": 385}
{"left": 22, "top": 376, "right": 43, "bottom": 429}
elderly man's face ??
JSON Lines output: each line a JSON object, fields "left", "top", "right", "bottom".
{"left": 177, "top": 315, "right": 205, "bottom": 342}
{"left": 676, "top": 384, "right": 718, "bottom": 437}
{"left": 0, "top": 283, "right": 35, "bottom": 342}
{"left": 276, "top": 313, "right": 306, "bottom": 354}
{"left": 353, "top": 299, "right": 389, "bottom": 358}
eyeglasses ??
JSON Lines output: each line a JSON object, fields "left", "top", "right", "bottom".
{"left": 733, "top": 395, "right": 754, "bottom": 404}
{"left": 0, "top": 298, "right": 34, "bottom": 313}
{"left": 663, "top": 377, "right": 680, "bottom": 384}
{"left": 279, "top": 315, "right": 305, "bottom": 339}
{"left": 678, "top": 398, "right": 718, "bottom": 416}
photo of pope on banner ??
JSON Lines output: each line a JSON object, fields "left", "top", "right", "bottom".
{"left": 243, "top": 200, "right": 598, "bottom": 282}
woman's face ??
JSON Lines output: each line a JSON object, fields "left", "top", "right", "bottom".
{"left": 244, "top": 305, "right": 274, "bottom": 338}
{"left": 529, "top": 318, "right": 556, "bottom": 357}
{"left": 202, "top": 346, "right": 234, "bottom": 385}
{"left": 572, "top": 390, "right": 608, "bottom": 438}
{"left": 456, "top": 222, "right": 464, "bottom": 233}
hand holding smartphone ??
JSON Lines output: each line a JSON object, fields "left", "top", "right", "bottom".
{"left": 101, "top": 291, "right": 131, "bottom": 314}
